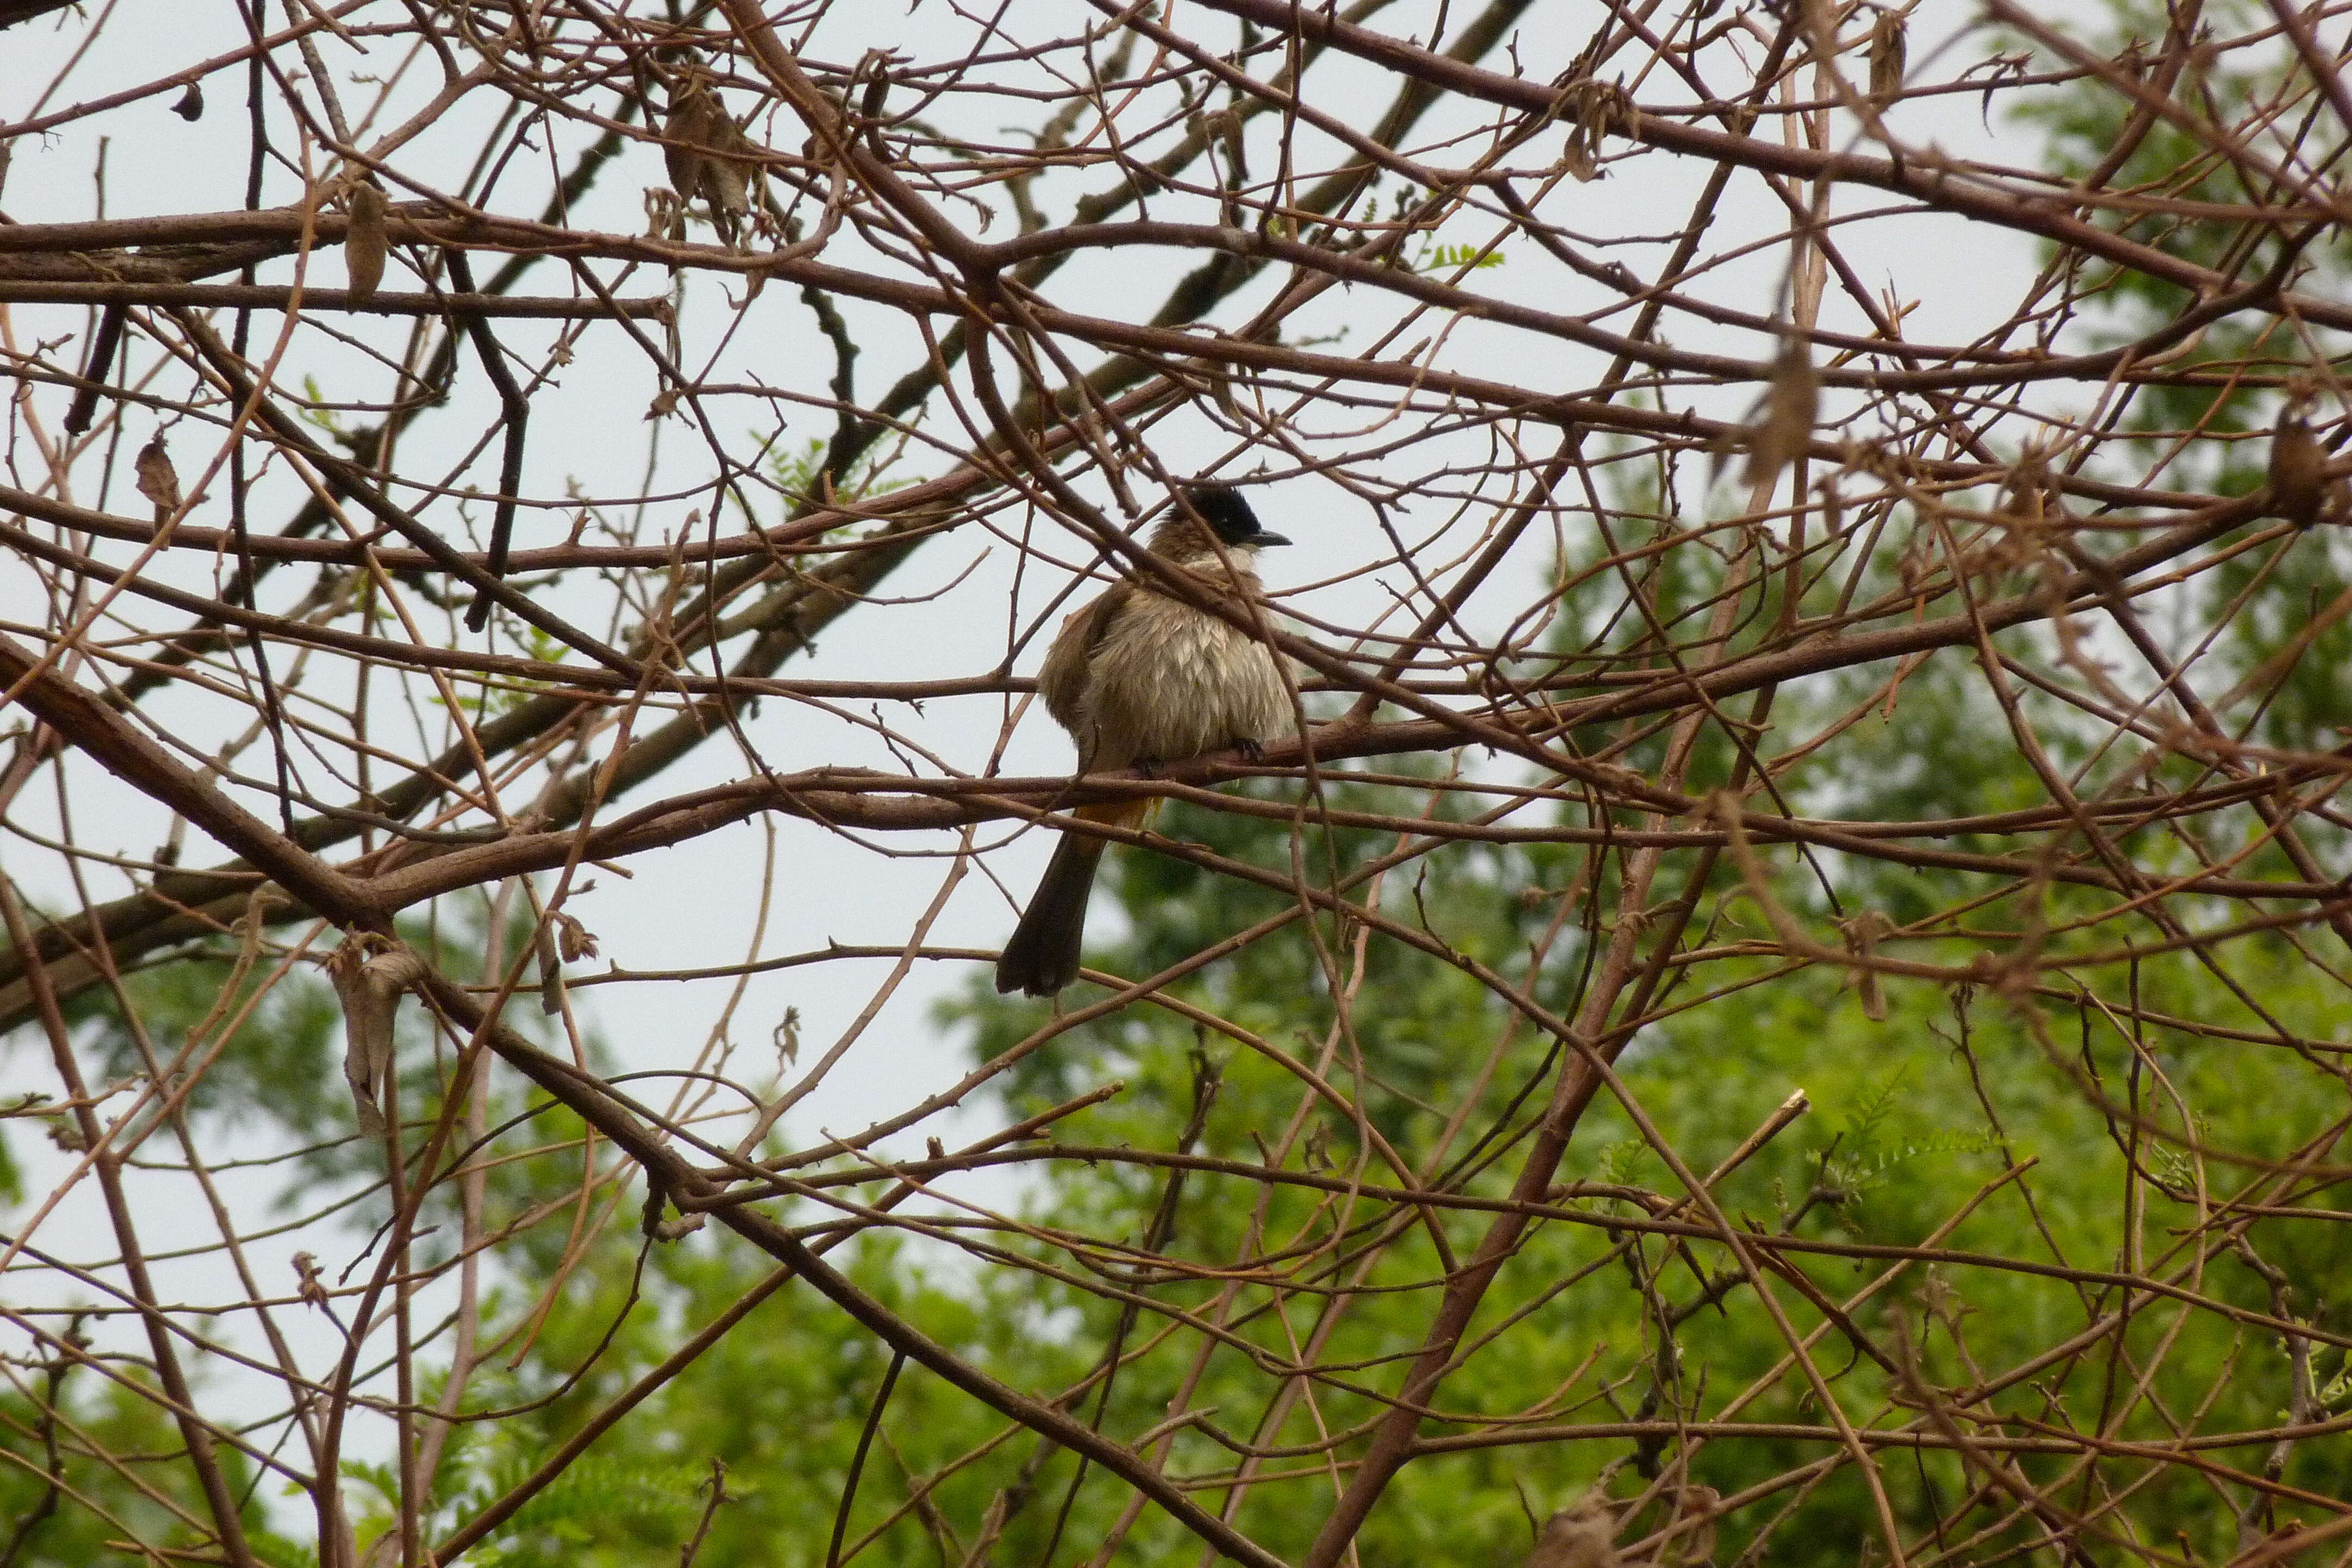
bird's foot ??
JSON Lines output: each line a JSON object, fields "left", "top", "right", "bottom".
{"left": 1232, "top": 736, "right": 1266, "bottom": 764}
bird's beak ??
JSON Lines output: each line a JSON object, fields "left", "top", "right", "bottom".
{"left": 1248, "top": 530, "right": 1291, "bottom": 547}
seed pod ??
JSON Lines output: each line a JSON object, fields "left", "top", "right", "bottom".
{"left": 1744, "top": 336, "right": 1819, "bottom": 486}
{"left": 1557, "top": 125, "right": 1599, "bottom": 182}
{"left": 345, "top": 181, "right": 388, "bottom": 306}
{"left": 1554, "top": 78, "right": 1636, "bottom": 183}
{"left": 1868, "top": 11, "right": 1907, "bottom": 106}
{"left": 327, "top": 938, "right": 425, "bottom": 1140}
{"left": 858, "top": 53, "right": 891, "bottom": 125}
{"left": 2268, "top": 411, "right": 2325, "bottom": 528}
{"left": 134, "top": 433, "right": 182, "bottom": 516}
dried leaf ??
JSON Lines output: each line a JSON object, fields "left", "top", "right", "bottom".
{"left": 1212, "top": 106, "right": 1244, "bottom": 169}
{"left": 664, "top": 73, "right": 761, "bottom": 242}
{"left": 774, "top": 1005, "right": 802, "bottom": 1065}
{"left": 1999, "top": 441, "right": 2056, "bottom": 526}
{"left": 534, "top": 919, "right": 567, "bottom": 1016}
{"left": 171, "top": 82, "right": 205, "bottom": 121}
{"left": 1839, "top": 909, "right": 1898, "bottom": 1022}
{"left": 554, "top": 911, "right": 599, "bottom": 963}
{"left": 328, "top": 939, "right": 426, "bottom": 1138}
{"left": 1867, "top": 11, "right": 1907, "bottom": 106}
{"left": 1742, "top": 337, "right": 1818, "bottom": 487}
{"left": 2268, "top": 411, "right": 2326, "bottom": 528}
{"left": 292, "top": 1251, "right": 329, "bottom": 1308}
{"left": 345, "top": 181, "right": 388, "bottom": 306}
{"left": 134, "top": 433, "right": 182, "bottom": 515}
{"left": 1527, "top": 1492, "right": 1620, "bottom": 1568}
{"left": 702, "top": 124, "right": 755, "bottom": 229}
{"left": 1660, "top": 1484, "right": 1720, "bottom": 1565}
{"left": 663, "top": 78, "right": 720, "bottom": 203}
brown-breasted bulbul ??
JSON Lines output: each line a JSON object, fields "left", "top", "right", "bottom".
{"left": 994, "top": 485, "right": 1294, "bottom": 997}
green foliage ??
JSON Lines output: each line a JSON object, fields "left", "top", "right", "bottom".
{"left": 0, "top": 898, "right": 620, "bottom": 1563}
{"left": 298, "top": 373, "right": 356, "bottom": 445}
{"left": 2007, "top": 0, "right": 2336, "bottom": 483}
{"left": 1411, "top": 240, "right": 1507, "bottom": 273}
{"left": 447, "top": 1453, "right": 710, "bottom": 1566}
{"left": 919, "top": 758, "right": 2349, "bottom": 1561}
{"left": 433, "top": 623, "right": 572, "bottom": 719}
{"left": 57, "top": 939, "right": 346, "bottom": 1140}
{"left": 0, "top": 1367, "right": 315, "bottom": 1568}
{"left": 765, "top": 435, "right": 911, "bottom": 507}
{"left": 1810, "top": 1064, "right": 2002, "bottom": 1220}
{"left": 440, "top": 1232, "right": 1050, "bottom": 1568}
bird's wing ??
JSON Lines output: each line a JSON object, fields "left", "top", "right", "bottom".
{"left": 1036, "top": 582, "right": 1134, "bottom": 738}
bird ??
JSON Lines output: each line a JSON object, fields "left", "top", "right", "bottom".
{"left": 994, "top": 485, "right": 1295, "bottom": 997}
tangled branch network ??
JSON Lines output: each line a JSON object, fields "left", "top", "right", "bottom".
{"left": 4, "top": 0, "right": 2352, "bottom": 1564}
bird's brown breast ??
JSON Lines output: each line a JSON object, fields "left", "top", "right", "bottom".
{"left": 1038, "top": 560, "right": 1292, "bottom": 771}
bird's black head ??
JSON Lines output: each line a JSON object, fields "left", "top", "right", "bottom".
{"left": 1183, "top": 485, "right": 1290, "bottom": 549}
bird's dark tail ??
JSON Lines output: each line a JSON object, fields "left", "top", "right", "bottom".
{"left": 995, "top": 801, "right": 1144, "bottom": 996}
